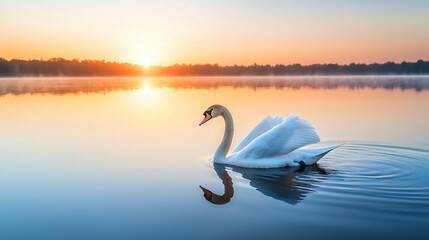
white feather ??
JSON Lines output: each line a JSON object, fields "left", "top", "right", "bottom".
{"left": 233, "top": 115, "right": 320, "bottom": 159}
{"left": 232, "top": 116, "right": 284, "bottom": 154}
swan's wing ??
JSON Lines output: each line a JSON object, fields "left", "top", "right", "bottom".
{"left": 232, "top": 116, "right": 285, "bottom": 154}
{"left": 236, "top": 115, "right": 320, "bottom": 159}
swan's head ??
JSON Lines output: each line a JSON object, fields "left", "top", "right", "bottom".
{"left": 199, "top": 104, "right": 224, "bottom": 126}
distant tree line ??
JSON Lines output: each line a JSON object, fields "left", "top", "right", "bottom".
{"left": 0, "top": 58, "right": 143, "bottom": 76}
{"left": 1, "top": 58, "right": 429, "bottom": 76}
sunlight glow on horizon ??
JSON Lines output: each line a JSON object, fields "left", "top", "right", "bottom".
{"left": 138, "top": 55, "right": 153, "bottom": 67}
{"left": 1, "top": 0, "right": 429, "bottom": 65}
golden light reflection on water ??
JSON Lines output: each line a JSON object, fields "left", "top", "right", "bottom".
{"left": 131, "top": 80, "right": 162, "bottom": 105}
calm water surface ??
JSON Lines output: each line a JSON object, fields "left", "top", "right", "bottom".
{"left": 0, "top": 77, "right": 428, "bottom": 239}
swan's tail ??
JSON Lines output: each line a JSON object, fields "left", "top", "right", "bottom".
{"left": 296, "top": 144, "right": 342, "bottom": 166}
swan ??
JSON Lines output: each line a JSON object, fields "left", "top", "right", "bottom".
{"left": 199, "top": 104, "right": 340, "bottom": 168}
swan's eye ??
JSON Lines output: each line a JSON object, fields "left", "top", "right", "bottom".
{"left": 203, "top": 109, "right": 213, "bottom": 116}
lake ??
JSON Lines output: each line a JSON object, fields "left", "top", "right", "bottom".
{"left": 0, "top": 76, "right": 428, "bottom": 239}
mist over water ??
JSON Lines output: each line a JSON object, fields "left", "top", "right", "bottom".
{"left": 1, "top": 76, "right": 429, "bottom": 95}
{"left": 0, "top": 77, "right": 428, "bottom": 239}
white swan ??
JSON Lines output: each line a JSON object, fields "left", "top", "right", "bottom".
{"left": 199, "top": 104, "right": 340, "bottom": 168}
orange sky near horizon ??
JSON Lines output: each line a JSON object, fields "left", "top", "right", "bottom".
{"left": 1, "top": 0, "right": 429, "bottom": 66}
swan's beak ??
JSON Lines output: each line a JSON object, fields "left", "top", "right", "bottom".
{"left": 199, "top": 113, "right": 212, "bottom": 126}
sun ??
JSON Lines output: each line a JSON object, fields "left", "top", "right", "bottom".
{"left": 139, "top": 55, "right": 153, "bottom": 67}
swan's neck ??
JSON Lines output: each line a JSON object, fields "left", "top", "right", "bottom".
{"left": 214, "top": 108, "right": 234, "bottom": 162}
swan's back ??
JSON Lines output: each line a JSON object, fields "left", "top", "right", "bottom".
{"left": 232, "top": 115, "right": 320, "bottom": 159}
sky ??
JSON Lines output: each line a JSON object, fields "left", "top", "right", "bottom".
{"left": 1, "top": 0, "right": 429, "bottom": 66}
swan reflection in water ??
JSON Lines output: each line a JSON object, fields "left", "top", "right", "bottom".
{"left": 200, "top": 163, "right": 333, "bottom": 205}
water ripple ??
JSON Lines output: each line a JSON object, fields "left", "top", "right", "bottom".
{"left": 311, "top": 143, "right": 429, "bottom": 220}
{"left": 201, "top": 142, "right": 429, "bottom": 225}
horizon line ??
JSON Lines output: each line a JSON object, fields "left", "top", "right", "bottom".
{"left": 2, "top": 57, "right": 428, "bottom": 68}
